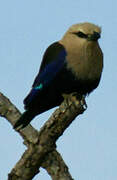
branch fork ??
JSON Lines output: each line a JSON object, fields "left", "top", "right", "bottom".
{"left": 0, "top": 92, "right": 86, "bottom": 180}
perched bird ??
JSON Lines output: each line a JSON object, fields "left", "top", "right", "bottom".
{"left": 14, "top": 22, "right": 103, "bottom": 129}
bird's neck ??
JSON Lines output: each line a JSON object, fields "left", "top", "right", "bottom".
{"left": 60, "top": 39, "right": 103, "bottom": 81}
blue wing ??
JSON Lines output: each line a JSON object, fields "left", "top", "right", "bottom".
{"left": 24, "top": 42, "right": 67, "bottom": 106}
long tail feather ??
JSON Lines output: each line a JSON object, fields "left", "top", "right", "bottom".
{"left": 14, "top": 110, "right": 35, "bottom": 130}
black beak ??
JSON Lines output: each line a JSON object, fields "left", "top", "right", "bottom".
{"left": 88, "top": 32, "right": 101, "bottom": 41}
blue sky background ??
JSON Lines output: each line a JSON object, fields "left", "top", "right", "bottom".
{"left": 0, "top": 0, "right": 117, "bottom": 180}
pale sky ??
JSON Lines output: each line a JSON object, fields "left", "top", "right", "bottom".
{"left": 0, "top": 0, "right": 117, "bottom": 180}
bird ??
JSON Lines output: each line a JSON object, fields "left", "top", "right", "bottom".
{"left": 14, "top": 22, "right": 103, "bottom": 130}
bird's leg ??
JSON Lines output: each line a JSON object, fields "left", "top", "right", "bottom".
{"left": 70, "top": 93, "right": 87, "bottom": 110}
{"left": 62, "top": 93, "right": 87, "bottom": 110}
{"left": 62, "top": 93, "right": 71, "bottom": 105}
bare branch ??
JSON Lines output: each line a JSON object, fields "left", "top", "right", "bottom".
{"left": 0, "top": 92, "right": 86, "bottom": 180}
{"left": 42, "top": 150, "right": 74, "bottom": 180}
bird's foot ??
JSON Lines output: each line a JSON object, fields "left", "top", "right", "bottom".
{"left": 62, "top": 93, "right": 87, "bottom": 110}
{"left": 80, "top": 95, "right": 87, "bottom": 110}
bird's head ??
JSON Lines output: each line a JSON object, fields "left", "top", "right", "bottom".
{"left": 61, "top": 22, "right": 101, "bottom": 43}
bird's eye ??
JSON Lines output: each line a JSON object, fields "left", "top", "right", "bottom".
{"left": 74, "top": 31, "right": 88, "bottom": 38}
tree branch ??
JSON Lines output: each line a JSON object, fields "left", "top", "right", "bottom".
{"left": 0, "top": 92, "right": 86, "bottom": 180}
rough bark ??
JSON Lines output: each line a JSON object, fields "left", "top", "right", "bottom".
{"left": 0, "top": 92, "right": 86, "bottom": 180}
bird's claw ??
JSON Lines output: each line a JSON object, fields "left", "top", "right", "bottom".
{"left": 62, "top": 93, "right": 87, "bottom": 110}
{"left": 80, "top": 95, "right": 87, "bottom": 110}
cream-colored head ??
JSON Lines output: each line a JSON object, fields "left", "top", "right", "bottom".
{"left": 61, "top": 22, "right": 101, "bottom": 43}
{"left": 59, "top": 22, "right": 103, "bottom": 82}
{"left": 68, "top": 22, "right": 101, "bottom": 34}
